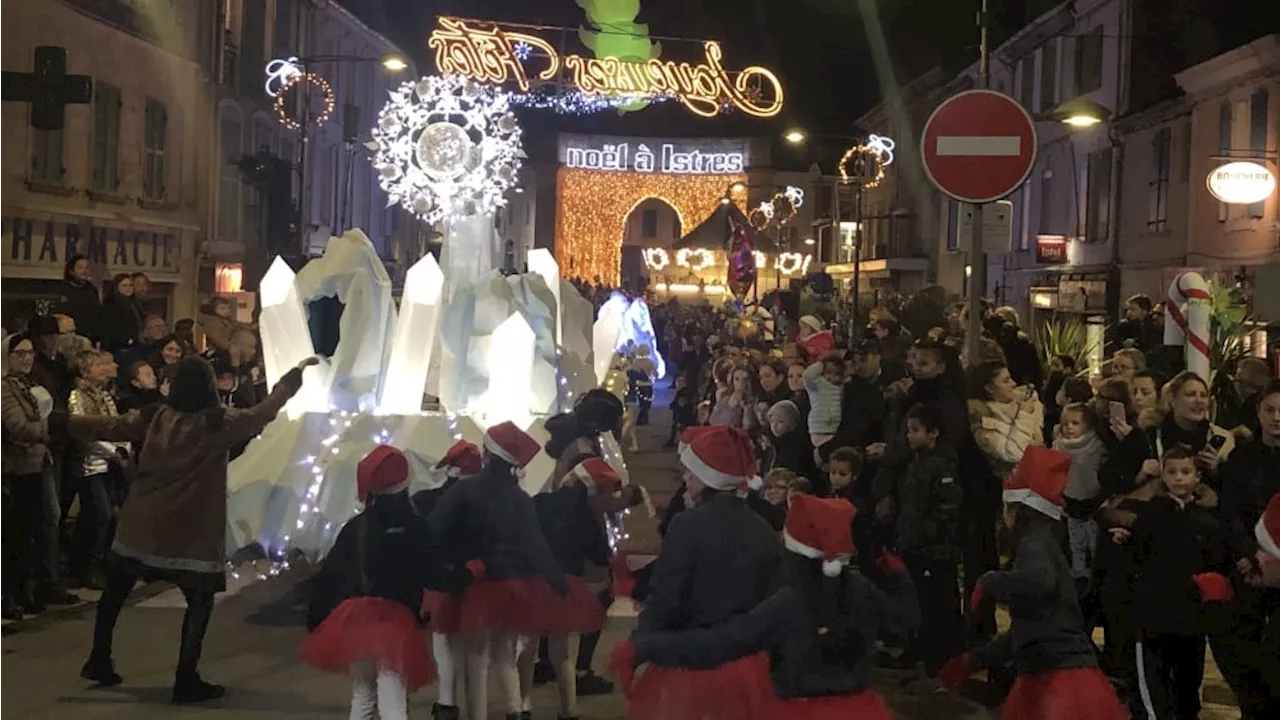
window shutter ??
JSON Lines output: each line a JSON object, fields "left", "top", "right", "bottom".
{"left": 1248, "top": 89, "right": 1268, "bottom": 219}
{"left": 92, "top": 94, "right": 107, "bottom": 189}
{"left": 110, "top": 90, "right": 121, "bottom": 189}
{"left": 157, "top": 102, "right": 168, "bottom": 198}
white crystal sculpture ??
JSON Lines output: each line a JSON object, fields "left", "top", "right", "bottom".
{"left": 259, "top": 257, "right": 327, "bottom": 418}
{"left": 379, "top": 253, "right": 444, "bottom": 414}
{"left": 593, "top": 293, "right": 626, "bottom": 385}
{"left": 482, "top": 313, "right": 535, "bottom": 428}
{"left": 526, "top": 249, "right": 562, "bottom": 345}
{"left": 295, "top": 229, "right": 398, "bottom": 412}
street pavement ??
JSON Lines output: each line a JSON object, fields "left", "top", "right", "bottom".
{"left": 0, "top": 380, "right": 1242, "bottom": 717}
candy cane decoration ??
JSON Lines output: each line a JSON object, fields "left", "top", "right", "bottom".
{"left": 1163, "top": 271, "right": 1211, "bottom": 380}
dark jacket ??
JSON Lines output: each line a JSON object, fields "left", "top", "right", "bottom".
{"left": 101, "top": 294, "right": 143, "bottom": 352}
{"left": 533, "top": 482, "right": 610, "bottom": 577}
{"left": 873, "top": 374, "right": 968, "bottom": 505}
{"left": 57, "top": 277, "right": 103, "bottom": 343}
{"left": 1128, "top": 488, "right": 1228, "bottom": 636}
{"left": 410, "top": 478, "right": 457, "bottom": 519}
{"left": 895, "top": 447, "right": 962, "bottom": 562}
{"left": 972, "top": 520, "right": 1098, "bottom": 674}
{"left": 834, "top": 376, "right": 886, "bottom": 451}
{"left": 767, "top": 427, "right": 816, "bottom": 480}
{"left": 307, "top": 499, "right": 466, "bottom": 631}
{"left": 671, "top": 385, "right": 698, "bottom": 427}
{"left": 638, "top": 492, "right": 786, "bottom": 634}
{"left": 426, "top": 464, "right": 569, "bottom": 595}
{"left": 785, "top": 553, "right": 918, "bottom": 688}
{"left": 1217, "top": 438, "right": 1280, "bottom": 560}
{"left": 115, "top": 386, "right": 162, "bottom": 414}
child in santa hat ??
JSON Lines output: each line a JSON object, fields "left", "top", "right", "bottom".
{"left": 519, "top": 456, "right": 640, "bottom": 719}
{"left": 610, "top": 425, "right": 871, "bottom": 720}
{"left": 780, "top": 492, "right": 920, "bottom": 719}
{"left": 421, "top": 421, "right": 603, "bottom": 720}
{"left": 301, "top": 445, "right": 462, "bottom": 720}
{"left": 939, "top": 446, "right": 1128, "bottom": 720}
{"left": 409, "top": 440, "right": 483, "bottom": 720}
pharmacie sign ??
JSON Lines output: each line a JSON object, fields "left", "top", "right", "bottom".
{"left": 560, "top": 136, "right": 749, "bottom": 174}
{"left": 3, "top": 216, "right": 183, "bottom": 276}
{"left": 428, "top": 16, "right": 784, "bottom": 118}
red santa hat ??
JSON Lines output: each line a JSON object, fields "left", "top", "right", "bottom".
{"left": 1255, "top": 493, "right": 1280, "bottom": 561}
{"left": 784, "top": 493, "right": 856, "bottom": 577}
{"left": 435, "top": 440, "right": 482, "bottom": 478}
{"left": 357, "top": 445, "right": 409, "bottom": 503}
{"left": 678, "top": 425, "right": 757, "bottom": 491}
{"left": 483, "top": 421, "right": 541, "bottom": 469}
{"left": 571, "top": 456, "right": 623, "bottom": 495}
{"left": 1002, "top": 446, "right": 1071, "bottom": 520}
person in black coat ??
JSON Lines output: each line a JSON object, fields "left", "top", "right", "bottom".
{"left": 782, "top": 492, "right": 918, "bottom": 716}
{"left": 1211, "top": 381, "right": 1280, "bottom": 719}
{"left": 1121, "top": 445, "right": 1233, "bottom": 719}
{"left": 423, "top": 422, "right": 601, "bottom": 720}
{"left": 611, "top": 426, "right": 870, "bottom": 720}
{"left": 941, "top": 463, "right": 1127, "bottom": 718}
{"left": 56, "top": 255, "right": 103, "bottom": 346}
{"left": 409, "top": 439, "right": 483, "bottom": 720}
{"left": 529, "top": 457, "right": 617, "bottom": 719}
{"left": 301, "top": 446, "right": 465, "bottom": 716}
{"left": 100, "top": 274, "right": 144, "bottom": 353}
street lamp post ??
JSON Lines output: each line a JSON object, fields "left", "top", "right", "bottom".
{"left": 271, "top": 54, "right": 406, "bottom": 254}
{"left": 966, "top": 0, "right": 991, "bottom": 366}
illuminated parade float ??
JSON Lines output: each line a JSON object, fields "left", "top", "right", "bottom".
{"left": 226, "top": 13, "right": 784, "bottom": 560}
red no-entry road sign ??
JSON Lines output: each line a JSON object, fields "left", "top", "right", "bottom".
{"left": 921, "top": 89, "right": 1037, "bottom": 204}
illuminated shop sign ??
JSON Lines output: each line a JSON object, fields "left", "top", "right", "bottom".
{"left": 1206, "top": 161, "right": 1276, "bottom": 205}
{"left": 564, "top": 142, "right": 745, "bottom": 174}
{"left": 427, "top": 16, "right": 784, "bottom": 118}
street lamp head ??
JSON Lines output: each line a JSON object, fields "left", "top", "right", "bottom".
{"left": 784, "top": 129, "right": 807, "bottom": 145}
{"left": 729, "top": 181, "right": 746, "bottom": 193}
{"left": 1046, "top": 98, "right": 1112, "bottom": 129}
{"left": 803, "top": 237, "right": 816, "bottom": 245}
{"left": 381, "top": 55, "right": 408, "bottom": 72}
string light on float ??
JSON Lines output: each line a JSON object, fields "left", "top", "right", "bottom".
{"left": 274, "top": 71, "right": 336, "bottom": 130}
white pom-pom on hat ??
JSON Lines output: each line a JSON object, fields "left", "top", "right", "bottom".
{"left": 822, "top": 559, "right": 844, "bottom": 578}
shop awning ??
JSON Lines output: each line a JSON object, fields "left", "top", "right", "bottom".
{"left": 673, "top": 201, "right": 778, "bottom": 252}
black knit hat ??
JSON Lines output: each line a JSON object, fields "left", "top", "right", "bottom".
{"left": 167, "top": 356, "right": 220, "bottom": 413}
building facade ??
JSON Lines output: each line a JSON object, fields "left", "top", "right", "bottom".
{"left": 1115, "top": 34, "right": 1278, "bottom": 321}
{"left": 211, "top": 0, "right": 424, "bottom": 299}
{"left": 2, "top": 0, "right": 217, "bottom": 327}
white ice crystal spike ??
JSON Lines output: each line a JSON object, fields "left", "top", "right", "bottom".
{"left": 526, "top": 248, "right": 562, "bottom": 346}
{"left": 259, "top": 256, "right": 325, "bottom": 417}
{"left": 593, "top": 293, "right": 627, "bottom": 386}
{"left": 482, "top": 312, "right": 535, "bottom": 429}
{"left": 379, "top": 253, "right": 445, "bottom": 414}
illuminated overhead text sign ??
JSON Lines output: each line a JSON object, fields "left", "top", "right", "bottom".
{"left": 428, "top": 16, "right": 784, "bottom": 118}
{"left": 565, "top": 142, "right": 744, "bottom": 174}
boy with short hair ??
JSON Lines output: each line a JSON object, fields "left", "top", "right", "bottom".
{"left": 895, "top": 402, "right": 963, "bottom": 685}
{"left": 1126, "top": 445, "right": 1232, "bottom": 719}
{"left": 827, "top": 446, "right": 864, "bottom": 501}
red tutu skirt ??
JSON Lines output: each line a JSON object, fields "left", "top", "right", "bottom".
{"left": 422, "top": 576, "right": 604, "bottom": 637}
{"left": 1002, "top": 667, "right": 1129, "bottom": 720}
{"left": 299, "top": 597, "right": 436, "bottom": 691}
{"left": 771, "top": 690, "right": 892, "bottom": 720}
{"left": 611, "top": 641, "right": 777, "bottom": 720}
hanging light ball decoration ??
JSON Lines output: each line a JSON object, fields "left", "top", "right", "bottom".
{"left": 770, "top": 192, "right": 797, "bottom": 225}
{"left": 370, "top": 74, "right": 523, "bottom": 224}
{"left": 274, "top": 72, "right": 336, "bottom": 131}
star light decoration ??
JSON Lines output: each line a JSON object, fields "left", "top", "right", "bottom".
{"left": 370, "top": 74, "right": 523, "bottom": 224}
{"left": 748, "top": 185, "right": 805, "bottom": 231}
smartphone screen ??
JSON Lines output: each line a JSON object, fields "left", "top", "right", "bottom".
{"left": 1208, "top": 434, "right": 1227, "bottom": 451}
{"left": 1108, "top": 401, "right": 1126, "bottom": 423}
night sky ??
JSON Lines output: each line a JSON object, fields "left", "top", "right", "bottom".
{"left": 344, "top": 0, "right": 1030, "bottom": 163}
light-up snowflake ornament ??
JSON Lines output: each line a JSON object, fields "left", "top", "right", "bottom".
{"left": 371, "top": 74, "right": 522, "bottom": 224}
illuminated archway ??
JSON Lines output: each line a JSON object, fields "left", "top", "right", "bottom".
{"left": 555, "top": 167, "right": 746, "bottom": 284}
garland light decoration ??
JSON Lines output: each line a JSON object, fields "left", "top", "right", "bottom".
{"left": 839, "top": 134, "right": 895, "bottom": 189}
{"left": 642, "top": 248, "right": 669, "bottom": 271}
{"left": 371, "top": 74, "right": 523, "bottom": 224}
{"left": 776, "top": 251, "right": 811, "bottom": 275}
{"left": 676, "top": 248, "right": 714, "bottom": 271}
{"left": 274, "top": 72, "right": 336, "bottom": 130}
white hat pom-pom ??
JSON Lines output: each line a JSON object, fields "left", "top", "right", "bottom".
{"left": 822, "top": 559, "right": 843, "bottom": 578}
